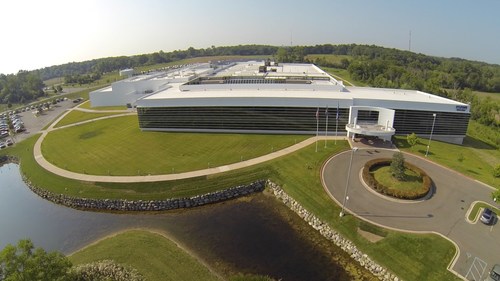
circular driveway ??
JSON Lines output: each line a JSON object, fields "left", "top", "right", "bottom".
{"left": 322, "top": 148, "right": 500, "bottom": 279}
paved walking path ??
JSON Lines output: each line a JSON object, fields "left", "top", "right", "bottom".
{"left": 33, "top": 105, "right": 345, "bottom": 182}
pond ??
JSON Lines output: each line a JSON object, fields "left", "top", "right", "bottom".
{"left": 0, "top": 162, "right": 372, "bottom": 281}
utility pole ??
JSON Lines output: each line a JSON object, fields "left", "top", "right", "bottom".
{"left": 409, "top": 30, "right": 412, "bottom": 51}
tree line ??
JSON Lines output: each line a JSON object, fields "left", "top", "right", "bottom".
{"left": 0, "top": 71, "right": 45, "bottom": 105}
{"left": 1, "top": 44, "right": 499, "bottom": 131}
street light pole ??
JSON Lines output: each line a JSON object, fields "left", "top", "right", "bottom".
{"left": 340, "top": 147, "right": 359, "bottom": 217}
{"left": 425, "top": 113, "right": 437, "bottom": 157}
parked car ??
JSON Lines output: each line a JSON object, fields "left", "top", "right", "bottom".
{"left": 485, "top": 264, "right": 500, "bottom": 281}
{"left": 480, "top": 208, "right": 494, "bottom": 225}
{"left": 0, "top": 142, "right": 6, "bottom": 149}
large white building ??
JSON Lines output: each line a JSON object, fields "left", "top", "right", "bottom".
{"left": 90, "top": 61, "right": 470, "bottom": 144}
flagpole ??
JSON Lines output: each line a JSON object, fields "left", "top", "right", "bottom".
{"left": 335, "top": 101, "right": 339, "bottom": 145}
{"left": 324, "top": 106, "right": 329, "bottom": 148}
{"left": 315, "top": 107, "right": 319, "bottom": 152}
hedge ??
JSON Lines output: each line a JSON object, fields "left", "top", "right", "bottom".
{"left": 362, "top": 158, "right": 432, "bottom": 200}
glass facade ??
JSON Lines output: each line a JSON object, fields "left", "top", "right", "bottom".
{"left": 393, "top": 110, "right": 469, "bottom": 136}
{"left": 138, "top": 106, "right": 349, "bottom": 133}
{"left": 137, "top": 106, "right": 469, "bottom": 136}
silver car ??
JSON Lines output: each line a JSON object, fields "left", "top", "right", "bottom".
{"left": 485, "top": 264, "right": 500, "bottom": 281}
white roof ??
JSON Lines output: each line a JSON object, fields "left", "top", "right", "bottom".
{"left": 134, "top": 62, "right": 469, "bottom": 113}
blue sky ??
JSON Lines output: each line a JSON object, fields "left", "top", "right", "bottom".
{"left": 1, "top": 0, "right": 499, "bottom": 74}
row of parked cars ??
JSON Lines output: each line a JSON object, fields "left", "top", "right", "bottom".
{"left": 0, "top": 111, "right": 25, "bottom": 147}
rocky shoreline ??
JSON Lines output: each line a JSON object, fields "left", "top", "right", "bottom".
{"left": 266, "top": 180, "right": 401, "bottom": 281}
{"left": 1, "top": 155, "right": 399, "bottom": 280}
{"left": 23, "top": 178, "right": 265, "bottom": 212}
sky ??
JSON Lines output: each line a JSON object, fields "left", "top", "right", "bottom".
{"left": 1, "top": 0, "right": 499, "bottom": 75}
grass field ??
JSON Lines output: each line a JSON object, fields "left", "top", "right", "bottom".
{"left": 467, "top": 120, "right": 500, "bottom": 148}
{"left": 43, "top": 115, "right": 308, "bottom": 175}
{"left": 79, "top": 100, "right": 127, "bottom": 110}
{"left": 2, "top": 134, "right": 459, "bottom": 280}
{"left": 305, "top": 54, "right": 352, "bottom": 65}
{"left": 372, "top": 166, "right": 423, "bottom": 191}
{"left": 53, "top": 110, "right": 128, "bottom": 128}
{"left": 394, "top": 135, "right": 500, "bottom": 189}
{"left": 69, "top": 230, "right": 221, "bottom": 281}
{"left": 322, "top": 67, "right": 367, "bottom": 87}
{"left": 473, "top": 90, "right": 500, "bottom": 101}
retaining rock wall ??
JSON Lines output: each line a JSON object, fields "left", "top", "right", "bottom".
{"left": 22, "top": 176, "right": 265, "bottom": 211}
{"left": 267, "top": 180, "right": 401, "bottom": 281}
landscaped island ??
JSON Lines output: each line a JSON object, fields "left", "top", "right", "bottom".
{"left": 362, "top": 153, "right": 432, "bottom": 200}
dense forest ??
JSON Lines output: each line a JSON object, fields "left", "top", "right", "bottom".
{"left": 1, "top": 44, "right": 498, "bottom": 135}
{"left": 0, "top": 71, "right": 45, "bottom": 105}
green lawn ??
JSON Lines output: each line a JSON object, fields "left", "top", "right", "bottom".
{"left": 43, "top": 115, "right": 307, "bottom": 175}
{"left": 372, "top": 166, "right": 423, "bottom": 191}
{"left": 79, "top": 100, "right": 127, "bottom": 110}
{"left": 322, "top": 67, "right": 367, "bottom": 87}
{"left": 53, "top": 110, "right": 127, "bottom": 128}
{"left": 467, "top": 120, "right": 500, "bottom": 148}
{"left": 473, "top": 90, "right": 500, "bottom": 101}
{"left": 69, "top": 230, "right": 221, "bottom": 281}
{"left": 305, "top": 54, "right": 352, "bottom": 65}
{"left": 468, "top": 202, "right": 500, "bottom": 221}
{"left": 394, "top": 135, "right": 500, "bottom": 189}
{"left": 2, "top": 134, "right": 459, "bottom": 280}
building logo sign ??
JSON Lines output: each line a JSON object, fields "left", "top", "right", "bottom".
{"left": 456, "top": 105, "right": 467, "bottom": 111}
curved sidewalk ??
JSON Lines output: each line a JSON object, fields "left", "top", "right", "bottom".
{"left": 34, "top": 109, "right": 345, "bottom": 182}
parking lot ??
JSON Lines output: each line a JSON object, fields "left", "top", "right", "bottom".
{"left": 0, "top": 99, "right": 77, "bottom": 146}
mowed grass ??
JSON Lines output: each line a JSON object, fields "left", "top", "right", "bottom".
{"left": 394, "top": 135, "right": 500, "bottom": 189}
{"left": 43, "top": 115, "right": 308, "bottom": 175}
{"left": 69, "top": 230, "right": 221, "bottom": 281}
{"left": 79, "top": 100, "right": 127, "bottom": 110}
{"left": 473, "top": 90, "right": 500, "bottom": 101}
{"left": 53, "top": 110, "right": 128, "bottom": 128}
{"left": 2, "top": 135, "right": 458, "bottom": 280}
{"left": 305, "top": 54, "right": 352, "bottom": 65}
{"left": 372, "top": 166, "right": 423, "bottom": 191}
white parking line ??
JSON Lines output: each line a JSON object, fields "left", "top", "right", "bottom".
{"left": 466, "top": 256, "right": 487, "bottom": 281}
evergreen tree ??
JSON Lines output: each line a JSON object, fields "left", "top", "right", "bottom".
{"left": 390, "top": 152, "right": 406, "bottom": 181}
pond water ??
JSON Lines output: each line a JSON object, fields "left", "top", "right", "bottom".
{"left": 0, "top": 163, "right": 370, "bottom": 281}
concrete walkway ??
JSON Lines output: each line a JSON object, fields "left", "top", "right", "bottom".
{"left": 34, "top": 106, "right": 346, "bottom": 182}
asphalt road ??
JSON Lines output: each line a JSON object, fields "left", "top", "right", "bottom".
{"left": 322, "top": 148, "right": 500, "bottom": 280}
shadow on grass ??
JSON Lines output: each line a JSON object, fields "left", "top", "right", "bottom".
{"left": 417, "top": 149, "right": 433, "bottom": 156}
{"left": 462, "top": 135, "right": 498, "bottom": 150}
{"left": 466, "top": 169, "right": 480, "bottom": 175}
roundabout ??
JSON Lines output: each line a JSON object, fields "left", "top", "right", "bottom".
{"left": 322, "top": 147, "right": 500, "bottom": 279}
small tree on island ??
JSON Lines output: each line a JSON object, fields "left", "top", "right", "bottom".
{"left": 407, "top": 133, "right": 418, "bottom": 149}
{"left": 391, "top": 152, "right": 406, "bottom": 180}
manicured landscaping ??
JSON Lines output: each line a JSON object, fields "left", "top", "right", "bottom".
{"left": 69, "top": 230, "right": 221, "bottom": 281}
{"left": 394, "top": 135, "right": 500, "bottom": 189}
{"left": 373, "top": 166, "right": 423, "bottom": 192}
{"left": 53, "top": 110, "right": 128, "bottom": 128}
{"left": 467, "top": 202, "right": 500, "bottom": 221}
{"left": 43, "top": 115, "right": 307, "bottom": 175}
{"left": 2, "top": 134, "right": 460, "bottom": 280}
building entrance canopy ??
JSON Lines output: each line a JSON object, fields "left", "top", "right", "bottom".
{"left": 346, "top": 106, "right": 395, "bottom": 142}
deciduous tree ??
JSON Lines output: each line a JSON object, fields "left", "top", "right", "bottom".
{"left": 0, "top": 239, "right": 73, "bottom": 281}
